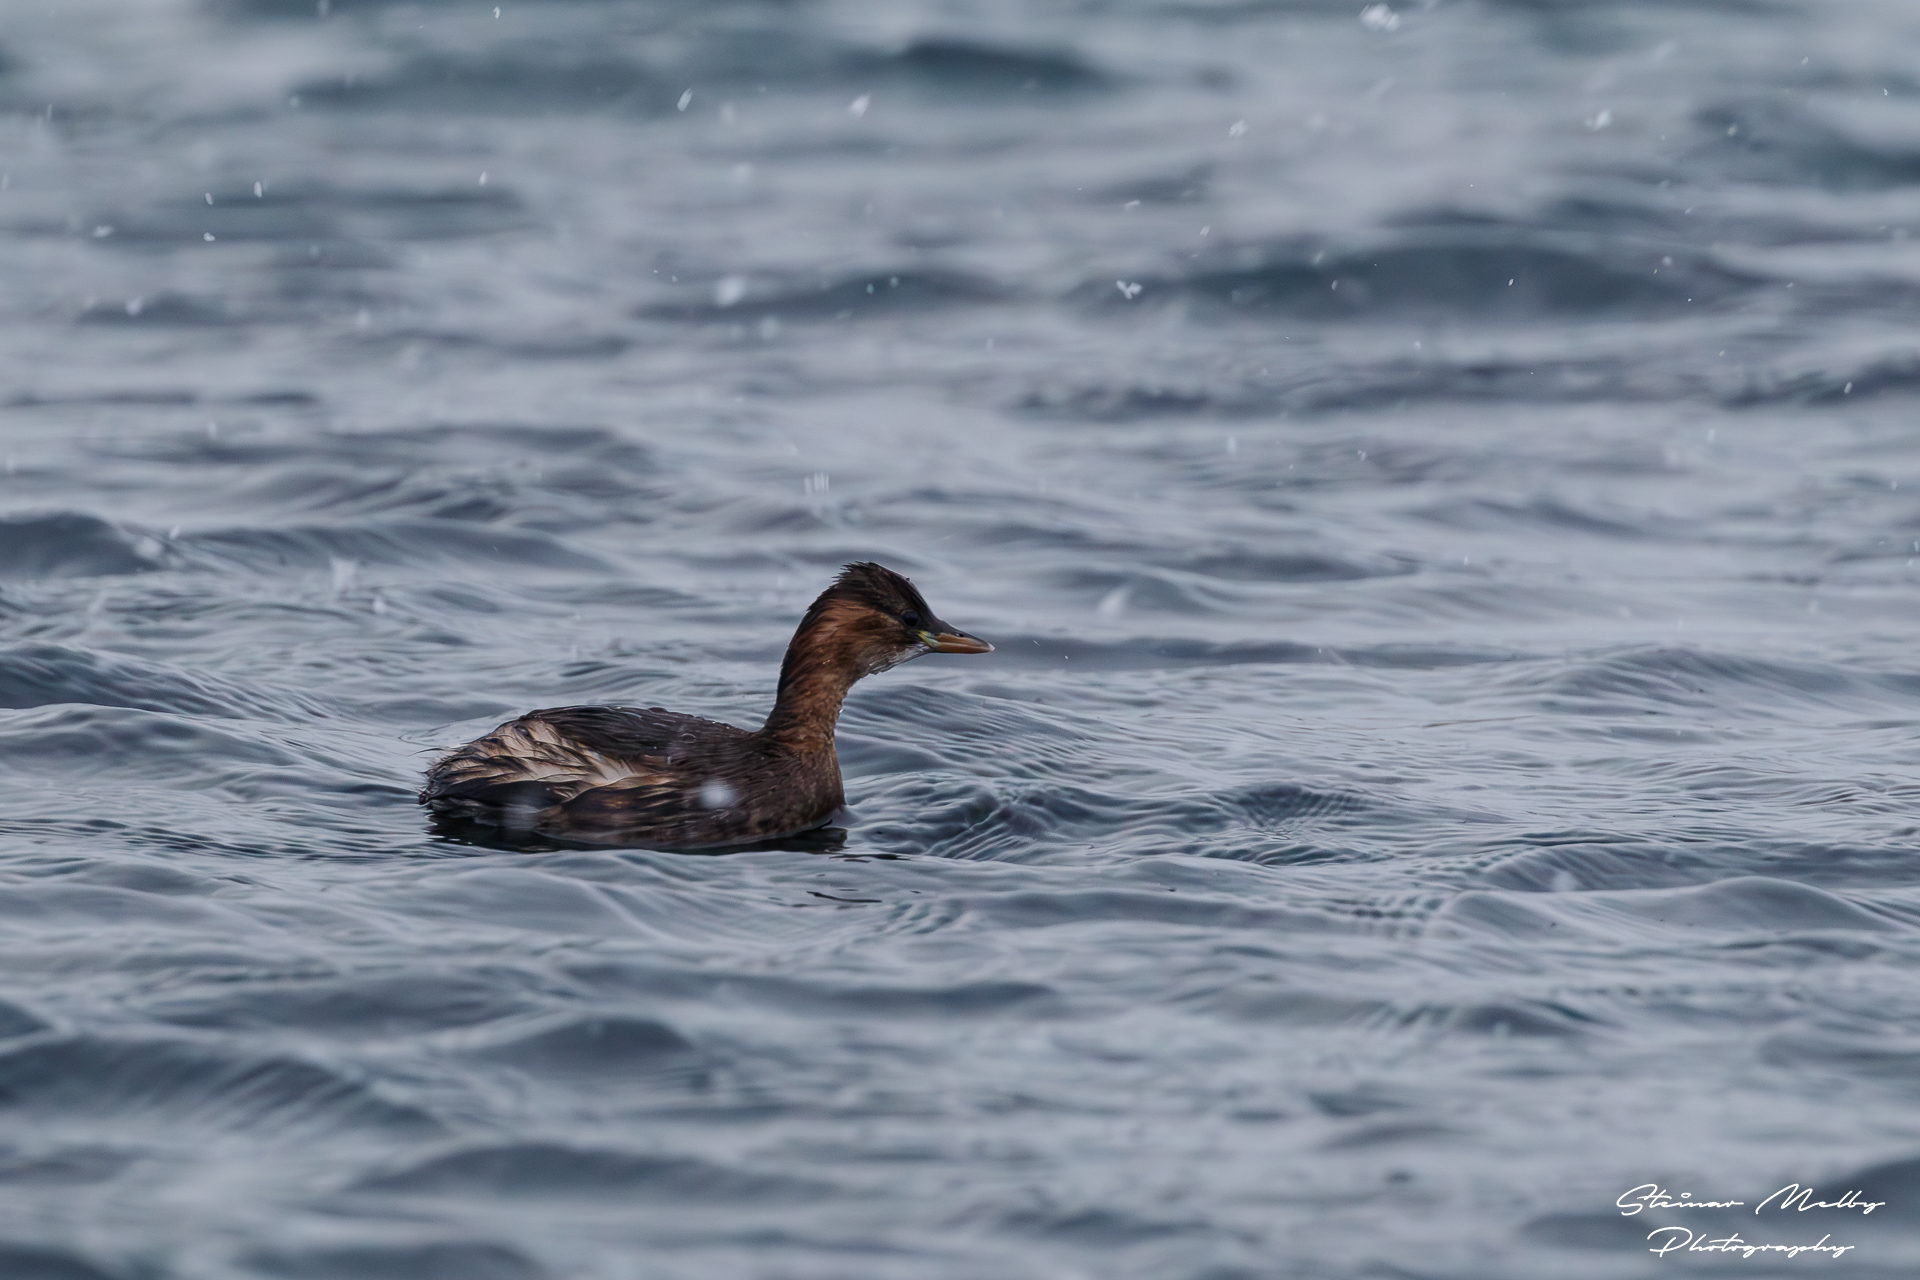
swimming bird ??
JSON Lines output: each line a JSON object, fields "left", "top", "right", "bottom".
{"left": 420, "top": 562, "right": 991, "bottom": 849}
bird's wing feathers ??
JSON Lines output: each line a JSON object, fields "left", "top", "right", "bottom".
{"left": 420, "top": 705, "right": 748, "bottom": 809}
{"left": 521, "top": 705, "right": 742, "bottom": 758}
{"left": 551, "top": 773, "right": 705, "bottom": 830}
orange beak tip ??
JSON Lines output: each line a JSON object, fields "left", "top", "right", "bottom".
{"left": 928, "top": 632, "right": 993, "bottom": 655}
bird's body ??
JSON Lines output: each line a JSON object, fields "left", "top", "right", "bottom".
{"left": 422, "top": 703, "right": 843, "bottom": 847}
{"left": 421, "top": 563, "right": 989, "bottom": 849}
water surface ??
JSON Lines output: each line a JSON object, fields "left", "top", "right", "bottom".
{"left": 4, "top": 0, "right": 1920, "bottom": 1275}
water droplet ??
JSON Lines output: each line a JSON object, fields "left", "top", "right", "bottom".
{"left": 1228, "top": 119, "right": 1248, "bottom": 137}
{"left": 1360, "top": 4, "right": 1401, "bottom": 32}
{"left": 677, "top": 89, "right": 693, "bottom": 111}
{"left": 714, "top": 275, "right": 748, "bottom": 307}
{"left": 849, "top": 94, "right": 871, "bottom": 118}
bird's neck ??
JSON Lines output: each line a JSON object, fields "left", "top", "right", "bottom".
{"left": 760, "top": 636, "right": 861, "bottom": 757}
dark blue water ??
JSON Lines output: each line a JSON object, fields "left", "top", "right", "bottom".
{"left": 5, "top": 0, "right": 1920, "bottom": 1275}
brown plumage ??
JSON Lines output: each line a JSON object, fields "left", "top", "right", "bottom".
{"left": 420, "top": 562, "right": 991, "bottom": 849}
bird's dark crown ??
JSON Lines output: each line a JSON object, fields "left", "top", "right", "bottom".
{"left": 819, "top": 561, "right": 937, "bottom": 630}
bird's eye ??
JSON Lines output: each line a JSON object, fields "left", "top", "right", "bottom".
{"left": 901, "top": 610, "right": 923, "bottom": 630}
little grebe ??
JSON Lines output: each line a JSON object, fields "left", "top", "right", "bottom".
{"left": 420, "top": 562, "right": 991, "bottom": 848}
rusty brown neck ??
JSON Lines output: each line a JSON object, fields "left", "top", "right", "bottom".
{"left": 758, "top": 630, "right": 864, "bottom": 757}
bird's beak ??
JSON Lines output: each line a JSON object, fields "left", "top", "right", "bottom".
{"left": 921, "top": 627, "right": 993, "bottom": 654}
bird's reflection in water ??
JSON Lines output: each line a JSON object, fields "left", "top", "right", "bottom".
{"left": 429, "top": 811, "right": 850, "bottom": 856}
